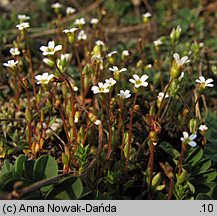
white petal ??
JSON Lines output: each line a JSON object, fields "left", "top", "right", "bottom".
{"left": 199, "top": 76, "right": 205, "bottom": 82}
{"left": 206, "top": 78, "right": 213, "bottom": 84}
{"left": 54, "top": 45, "right": 62, "bottom": 51}
{"left": 98, "top": 82, "right": 103, "bottom": 88}
{"left": 188, "top": 141, "right": 197, "bottom": 147}
{"left": 181, "top": 56, "right": 189, "bottom": 64}
{"left": 40, "top": 46, "right": 48, "bottom": 52}
{"left": 113, "top": 66, "right": 118, "bottom": 71}
{"left": 141, "top": 81, "right": 148, "bottom": 87}
{"left": 103, "top": 89, "right": 109, "bottom": 93}
{"left": 48, "top": 41, "right": 55, "bottom": 48}
{"left": 206, "top": 83, "right": 214, "bottom": 87}
{"left": 141, "top": 74, "right": 149, "bottom": 81}
{"left": 48, "top": 74, "right": 54, "bottom": 80}
{"left": 35, "top": 75, "right": 42, "bottom": 80}
{"left": 133, "top": 74, "right": 140, "bottom": 80}
{"left": 195, "top": 79, "right": 202, "bottom": 83}
{"left": 183, "top": 131, "right": 189, "bottom": 139}
{"left": 173, "top": 53, "right": 180, "bottom": 61}
{"left": 134, "top": 84, "right": 140, "bottom": 88}
{"left": 103, "top": 83, "right": 109, "bottom": 88}
{"left": 190, "top": 134, "right": 197, "bottom": 140}
{"left": 91, "top": 86, "right": 99, "bottom": 91}
{"left": 120, "top": 68, "right": 127, "bottom": 72}
{"left": 42, "top": 73, "right": 49, "bottom": 78}
{"left": 129, "top": 79, "right": 135, "bottom": 84}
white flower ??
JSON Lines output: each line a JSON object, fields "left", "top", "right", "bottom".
{"left": 16, "top": 22, "right": 30, "bottom": 30}
{"left": 91, "top": 54, "right": 103, "bottom": 63}
{"left": 195, "top": 76, "right": 214, "bottom": 88}
{"left": 74, "top": 116, "right": 79, "bottom": 123}
{"left": 146, "top": 64, "right": 152, "bottom": 69}
{"left": 66, "top": 7, "right": 76, "bottom": 15}
{"left": 35, "top": 73, "right": 54, "bottom": 84}
{"left": 74, "top": 18, "right": 86, "bottom": 26}
{"left": 40, "top": 41, "right": 62, "bottom": 56}
{"left": 157, "top": 92, "right": 169, "bottom": 101}
{"left": 74, "top": 111, "right": 80, "bottom": 123}
{"left": 57, "top": 53, "right": 72, "bottom": 69}
{"left": 105, "top": 78, "right": 116, "bottom": 87}
{"left": 73, "top": 86, "right": 78, "bottom": 92}
{"left": 10, "top": 48, "right": 20, "bottom": 56}
{"left": 59, "top": 53, "right": 71, "bottom": 62}
{"left": 199, "top": 124, "right": 208, "bottom": 132}
{"left": 90, "top": 18, "right": 99, "bottom": 25}
{"left": 122, "top": 50, "right": 129, "bottom": 56}
{"left": 173, "top": 53, "right": 190, "bottom": 66}
{"left": 94, "top": 120, "right": 102, "bottom": 125}
{"left": 63, "top": 28, "right": 78, "bottom": 34}
{"left": 95, "top": 40, "right": 105, "bottom": 46}
{"left": 153, "top": 38, "right": 163, "bottom": 46}
{"left": 181, "top": 131, "right": 197, "bottom": 147}
{"left": 51, "top": 2, "right": 62, "bottom": 8}
{"left": 106, "top": 51, "right": 117, "bottom": 58}
{"left": 118, "top": 90, "right": 131, "bottom": 99}
{"left": 44, "top": 118, "right": 63, "bottom": 135}
{"left": 129, "top": 74, "right": 149, "bottom": 88}
{"left": 143, "top": 12, "right": 152, "bottom": 18}
{"left": 91, "top": 82, "right": 109, "bottom": 94}
{"left": 18, "top": 14, "right": 30, "bottom": 21}
{"left": 77, "top": 30, "right": 87, "bottom": 40}
{"left": 199, "top": 42, "right": 204, "bottom": 48}
{"left": 3, "top": 60, "right": 19, "bottom": 69}
{"left": 109, "top": 66, "right": 127, "bottom": 73}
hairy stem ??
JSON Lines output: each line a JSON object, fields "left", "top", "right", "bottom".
{"left": 126, "top": 92, "right": 138, "bottom": 169}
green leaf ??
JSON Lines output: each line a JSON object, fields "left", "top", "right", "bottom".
{"left": 195, "top": 182, "right": 217, "bottom": 199}
{"left": 191, "top": 158, "right": 211, "bottom": 175}
{"left": 1, "top": 159, "right": 14, "bottom": 175}
{"left": 184, "top": 147, "right": 203, "bottom": 166}
{"left": 159, "top": 142, "right": 180, "bottom": 159}
{"left": 33, "top": 155, "right": 58, "bottom": 182}
{"left": 14, "top": 155, "right": 27, "bottom": 178}
{"left": 0, "top": 171, "right": 14, "bottom": 190}
{"left": 24, "top": 160, "right": 35, "bottom": 181}
{"left": 46, "top": 176, "right": 83, "bottom": 200}
{"left": 190, "top": 169, "right": 217, "bottom": 185}
{"left": 204, "top": 142, "right": 217, "bottom": 162}
{"left": 196, "top": 193, "right": 212, "bottom": 200}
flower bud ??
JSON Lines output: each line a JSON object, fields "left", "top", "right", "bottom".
{"left": 43, "top": 58, "right": 55, "bottom": 67}
{"left": 149, "top": 104, "right": 155, "bottom": 116}
{"left": 176, "top": 169, "right": 189, "bottom": 185}
{"left": 170, "top": 61, "right": 183, "bottom": 79}
{"left": 170, "top": 26, "right": 182, "bottom": 43}
{"left": 108, "top": 56, "right": 115, "bottom": 65}
{"left": 93, "top": 45, "right": 101, "bottom": 55}
{"left": 189, "top": 119, "right": 198, "bottom": 134}
{"left": 74, "top": 111, "right": 80, "bottom": 123}
{"left": 133, "top": 104, "right": 140, "bottom": 112}
{"left": 183, "top": 108, "right": 189, "bottom": 118}
{"left": 149, "top": 131, "right": 158, "bottom": 144}
{"left": 136, "top": 59, "right": 143, "bottom": 68}
{"left": 25, "top": 107, "right": 32, "bottom": 122}
{"left": 55, "top": 100, "right": 61, "bottom": 109}
{"left": 152, "top": 172, "right": 162, "bottom": 188}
